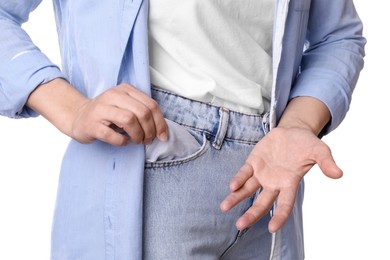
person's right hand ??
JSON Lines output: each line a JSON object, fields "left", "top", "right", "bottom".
{"left": 71, "top": 83, "right": 168, "bottom": 146}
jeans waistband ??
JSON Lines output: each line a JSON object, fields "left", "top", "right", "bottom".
{"left": 152, "top": 87, "right": 269, "bottom": 145}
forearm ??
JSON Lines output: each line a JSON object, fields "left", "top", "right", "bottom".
{"left": 26, "top": 78, "right": 88, "bottom": 137}
{"left": 277, "top": 96, "right": 330, "bottom": 136}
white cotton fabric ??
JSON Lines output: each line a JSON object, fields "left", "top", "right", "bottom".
{"left": 148, "top": 0, "right": 275, "bottom": 114}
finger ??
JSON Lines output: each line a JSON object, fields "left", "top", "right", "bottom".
{"left": 121, "top": 84, "right": 168, "bottom": 142}
{"left": 267, "top": 187, "right": 297, "bottom": 233}
{"left": 314, "top": 145, "right": 343, "bottom": 179}
{"left": 103, "top": 93, "right": 157, "bottom": 144}
{"left": 94, "top": 124, "right": 130, "bottom": 146}
{"left": 230, "top": 163, "right": 255, "bottom": 192}
{"left": 235, "top": 188, "right": 278, "bottom": 230}
{"left": 220, "top": 176, "right": 261, "bottom": 212}
{"left": 121, "top": 97, "right": 157, "bottom": 144}
{"left": 318, "top": 157, "right": 343, "bottom": 179}
{"left": 141, "top": 97, "right": 168, "bottom": 142}
{"left": 103, "top": 106, "right": 145, "bottom": 144}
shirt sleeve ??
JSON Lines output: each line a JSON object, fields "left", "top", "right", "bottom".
{"left": 0, "top": 1, "right": 66, "bottom": 118}
{"left": 290, "top": 0, "right": 366, "bottom": 135}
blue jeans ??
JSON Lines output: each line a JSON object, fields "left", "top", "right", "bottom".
{"left": 143, "top": 88, "right": 273, "bottom": 259}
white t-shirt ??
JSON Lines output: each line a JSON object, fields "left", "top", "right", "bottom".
{"left": 148, "top": 0, "right": 274, "bottom": 114}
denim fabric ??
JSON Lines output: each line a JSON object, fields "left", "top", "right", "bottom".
{"left": 143, "top": 88, "right": 272, "bottom": 259}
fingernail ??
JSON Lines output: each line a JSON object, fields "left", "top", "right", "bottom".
{"left": 158, "top": 131, "right": 168, "bottom": 141}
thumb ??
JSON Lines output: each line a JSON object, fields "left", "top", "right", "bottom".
{"left": 317, "top": 155, "right": 343, "bottom": 179}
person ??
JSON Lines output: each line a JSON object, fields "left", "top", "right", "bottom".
{"left": 0, "top": 0, "right": 365, "bottom": 259}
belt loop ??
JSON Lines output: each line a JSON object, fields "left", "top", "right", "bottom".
{"left": 262, "top": 111, "right": 270, "bottom": 135}
{"left": 212, "top": 107, "right": 230, "bottom": 150}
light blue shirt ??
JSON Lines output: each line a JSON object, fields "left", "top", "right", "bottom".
{"left": 0, "top": 0, "right": 365, "bottom": 259}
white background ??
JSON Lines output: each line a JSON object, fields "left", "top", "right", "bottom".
{"left": 0, "top": 0, "right": 387, "bottom": 259}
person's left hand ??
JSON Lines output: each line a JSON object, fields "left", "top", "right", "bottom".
{"left": 220, "top": 126, "right": 343, "bottom": 233}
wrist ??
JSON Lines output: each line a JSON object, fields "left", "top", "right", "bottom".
{"left": 277, "top": 96, "right": 330, "bottom": 136}
{"left": 27, "top": 78, "right": 89, "bottom": 137}
{"left": 277, "top": 118, "right": 317, "bottom": 133}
